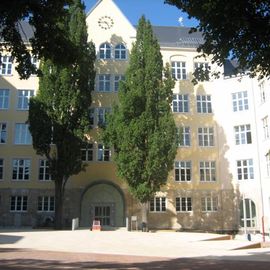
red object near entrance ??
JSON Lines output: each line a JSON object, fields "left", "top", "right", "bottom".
{"left": 92, "top": 220, "right": 101, "bottom": 231}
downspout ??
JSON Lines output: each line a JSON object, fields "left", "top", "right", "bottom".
{"left": 251, "top": 78, "right": 265, "bottom": 242}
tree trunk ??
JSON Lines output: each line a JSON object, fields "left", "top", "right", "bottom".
{"left": 54, "top": 179, "right": 64, "bottom": 230}
{"left": 141, "top": 202, "right": 149, "bottom": 232}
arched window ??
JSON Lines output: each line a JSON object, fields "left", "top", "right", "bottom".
{"left": 240, "top": 198, "right": 256, "bottom": 228}
{"left": 115, "top": 43, "right": 126, "bottom": 60}
{"left": 99, "top": 43, "right": 111, "bottom": 59}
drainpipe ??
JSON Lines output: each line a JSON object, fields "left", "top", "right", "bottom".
{"left": 251, "top": 78, "right": 265, "bottom": 242}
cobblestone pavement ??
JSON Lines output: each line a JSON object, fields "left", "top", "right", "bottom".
{"left": 0, "top": 248, "right": 270, "bottom": 270}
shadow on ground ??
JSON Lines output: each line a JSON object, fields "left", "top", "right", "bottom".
{"left": 0, "top": 249, "right": 270, "bottom": 270}
{"left": 0, "top": 235, "right": 23, "bottom": 245}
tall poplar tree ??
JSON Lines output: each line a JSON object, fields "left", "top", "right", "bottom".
{"left": 103, "top": 16, "right": 177, "bottom": 228}
{"left": 28, "top": 0, "right": 95, "bottom": 229}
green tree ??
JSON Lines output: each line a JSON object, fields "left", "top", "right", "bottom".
{"left": 0, "top": 0, "right": 77, "bottom": 79}
{"left": 103, "top": 16, "right": 177, "bottom": 228}
{"left": 28, "top": 0, "right": 95, "bottom": 229}
{"left": 165, "top": 0, "right": 270, "bottom": 80}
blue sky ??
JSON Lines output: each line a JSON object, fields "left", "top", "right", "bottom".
{"left": 83, "top": 0, "right": 198, "bottom": 27}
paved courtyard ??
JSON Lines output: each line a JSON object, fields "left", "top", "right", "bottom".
{"left": 0, "top": 228, "right": 270, "bottom": 269}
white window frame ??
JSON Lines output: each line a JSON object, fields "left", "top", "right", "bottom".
{"left": 114, "top": 75, "right": 125, "bottom": 92}
{"left": 175, "top": 161, "right": 191, "bottom": 182}
{"left": 17, "top": 89, "right": 34, "bottom": 110}
{"left": 232, "top": 91, "right": 249, "bottom": 112}
{"left": 0, "top": 89, "right": 9, "bottom": 109}
{"left": 262, "top": 116, "right": 269, "bottom": 140}
{"left": 150, "top": 197, "right": 166, "bottom": 212}
{"left": 198, "top": 127, "right": 214, "bottom": 147}
{"left": 176, "top": 197, "right": 192, "bottom": 212}
{"left": 177, "top": 126, "right": 190, "bottom": 147}
{"left": 171, "top": 61, "right": 186, "bottom": 80}
{"left": 81, "top": 143, "right": 93, "bottom": 162}
{"left": 259, "top": 81, "right": 266, "bottom": 104}
{"left": 115, "top": 44, "right": 127, "bottom": 60}
{"left": 266, "top": 153, "right": 270, "bottom": 177}
{"left": 10, "top": 196, "right": 28, "bottom": 212}
{"left": 194, "top": 62, "right": 210, "bottom": 72}
{"left": 0, "top": 122, "right": 7, "bottom": 144}
{"left": 97, "top": 107, "right": 111, "bottom": 126}
{"left": 172, "top": 94, "right": 189, "bottom": 113}
{"left": 200, "top": 161, "right": 216, "bottom": 182}
{"left": 14, "top": 123, "right": 32, "bottom": 145}
{"left": 38, "top": 196, "right": 55, "bottom": 212}
{"left": 99, "top": 43, "right": 111, "bottom": 59}
{"left": 240, "top": 198, "right": 257, "bottom": 228}
{"left": 197, "top": 95, "right": 212, "bottom": 113}
{"left": 98, "top": 74, "right": 111, "bottom": 92}
{"left": 12, "top": 159, "right": 31, "bottom": 181}
{"left": 0, "top": 55, "right": 12, "bottom": 75}
{"left": 97, "top": 144, "right": 110, "bottom": 162}
{"left": 234, "top": 124, "right": 252, "bottom": 145}
{"left": 38, "top": 160, "right": 51, "bottom": 181}
{"left": 236, "top": 159, "right": 254, "bottom": 180}
{"left": 201, "top": 196, "right": 218, "bottom": 212}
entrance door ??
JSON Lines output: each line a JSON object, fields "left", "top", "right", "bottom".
{"left": 94, "top": 205, "right": 111, "bottom": 226}
{"left": 90, "top": 203, "right": 115, "bottom": 227}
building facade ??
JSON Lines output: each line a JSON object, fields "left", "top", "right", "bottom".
{"left": 0, "top": 0, "right": 270, "bottom": 234}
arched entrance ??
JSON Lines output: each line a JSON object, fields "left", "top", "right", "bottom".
{"left": 80, "top": 180, "right": 125, "bottom": 227}
{"left": 239, "top": 198, "right": 257, "bottom": 228}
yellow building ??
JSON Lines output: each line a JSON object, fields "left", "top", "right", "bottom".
{"left": 1, "top": 0, "right": 269, "bottom": 234}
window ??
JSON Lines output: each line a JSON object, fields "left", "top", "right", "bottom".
{"left": 194, "top": 62, "right": 210, "bottom": 71}
{"left": 197, "top": 95, "right": 212, "bottom": 113}
{"left": 17, "top": 90, "right": 34, "bottom": 110}
{"left": 0, "top": 159, "right": 3, "bottom": 180}
{"left": 114, "top": 75, "right": 125, "bottom": 91}
{"left": 198, "top": 127, "right": 214, "bottom": 146}
{"left": 200, "top": 161, "right": 216, "bottom": 182}
{"left": 81, "top": 143, "right": 93, "bottom": 162}
{"left": 99, "top": 43, "right": 111, "bottom": 59}
{"left": 262, "top": 116, "right": 269, "bottom": 140}
{"left": 259, "top": 81, "right": 266, "bottom": 104}
{"left": 0, "top": 89, "right": 9, "bottom": 109}
{"left": 10, "top": 196, "right": 28, "bottom": 212}
{"left": 232, "top": 91, "right": 249, "bottom": 112}
{"left": 266, "top": 153, "right": 270, "bottom": 177}
{"left": 175, "top": 161, "right": 191, "bottom": 182}
{"left": 176, "top": 197, "right": 192, "bottom": 212}
{"left": 12, "top": 159, "right": 30, "bottom": 180}
{"left": 97, "top": 108, "right": 111, "bottom": 126}
{"left": 240, "top": 199, "right": 256, "bottom": 228}
{"left": 171, "top": 61, "right": 186, "bottom": 80}
{"left": 97, "top": 144, "right": 110, "bottom": 161}
{"left": 0, "top": 56, "right": 12, "bottom": 75}
{"left": 115, "top": 44, "right": 127, "bottom": 60}
{"left": 201, "top": 196, "right": 218, "bottom": 212}
{"left": 15, "top": 123, "right": 32, "bottom": 144}
{"left": 234, "top": 124, "right": 252, "bottom": 145}
{"left": 38, "top": 196, "right": 55, "bottom": 212}
{"left": 0, "top": 122, "right": 7, "bottom": 143}
{"left": 31, "top": 57, "right": 38, "bottom": 69}
{"left": 172, "top": 94, "right": 189, "bottom": 113}
{"left": 39, "top": 160, "right": 51, "bottom": 181}
{"left": 98, "top": 74, "right": 111, "bottom": 92}
{"left": 177, "top": 126, "right": 190, "bottom": 147}
{"left": 150, "top": 197, "right": 166, "bottom": 212}
{"left": 89, "top": 108, "right": 95, "bottom": 127}
{"left": 236, "top": 159, "right": 254, "bottom": 180}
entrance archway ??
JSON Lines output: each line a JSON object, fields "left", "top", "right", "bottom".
{"left": 80, "top": 180, "right": 125, "bottom": 227}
